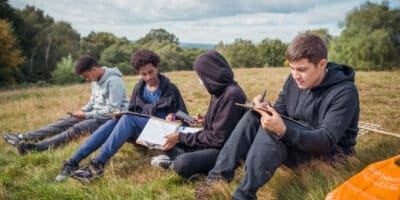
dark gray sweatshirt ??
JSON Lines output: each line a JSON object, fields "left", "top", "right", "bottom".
{"left": 275, "top": 62, "right": 360, "bottom": 154}
{"left": 178, "top": 51, "right": 247, "bottom": 148}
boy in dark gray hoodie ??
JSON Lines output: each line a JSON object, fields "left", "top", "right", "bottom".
{"left": 208, "top": 34, "right": 360, "bottom": 200}
{"left": 3, "top": 55, "right": 129, "bottom": 155}
{"left": 152, "top": 51, "right": 247, "bottom": 179}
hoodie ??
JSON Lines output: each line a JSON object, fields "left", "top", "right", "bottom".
{"left": 81, "top": 67, "right": 129, "bottom": 119}
{"left": 274, "top": 62, "right": 360, "bottom": 154}
{"left": 178, "top": 51, "right": 247, "bottom": 148}
{"left": 128, "top": 73, "right": 188, "bottom": 121}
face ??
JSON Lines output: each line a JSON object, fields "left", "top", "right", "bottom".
{"left": 81, "top": 67, "right": 99, "bottom": 82}
{"left": 289, "top": 58, "right": 327, "bottom": 89}
{"left": 138, "top": 63, "right": 159, "bottom": 86}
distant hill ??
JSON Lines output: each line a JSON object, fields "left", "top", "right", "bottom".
{"left": 179, "top": 42, "right": 216, "bottom": 50}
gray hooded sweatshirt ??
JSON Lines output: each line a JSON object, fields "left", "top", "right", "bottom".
{"left": 81, "top": 67, "right": 129, "bottom": 119}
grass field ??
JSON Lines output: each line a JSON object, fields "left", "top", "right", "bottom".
{"left": 0, "top": 68, "right": 399, "bottom": 200}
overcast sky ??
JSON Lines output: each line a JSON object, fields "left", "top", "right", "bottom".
{"left": 9, "top": 0, "right": 400, "bottom": 44}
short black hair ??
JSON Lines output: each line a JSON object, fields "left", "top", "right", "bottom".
{"left": 75, "top": 55, "right": 99, "bottom": 74}
{"left": 130, "top": 49, "right": 160, "bottom": 71}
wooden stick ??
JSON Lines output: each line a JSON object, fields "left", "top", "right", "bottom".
{"left": 359, "top": 123, "right": 400, "bottom": 138}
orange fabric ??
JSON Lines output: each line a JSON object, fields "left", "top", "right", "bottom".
{"left": 326, "top": 154, "right": 400, "bottom": 200}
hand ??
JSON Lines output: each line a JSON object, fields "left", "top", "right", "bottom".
{"left": 71, "top": 110, "right": 86, "bottom": 120}
{"left": 162, "top": 132, "right": 179, "bottom": 150}
{"left": 252, "top": 95, "right": 266, "bottom": 108}
{"left": 165, "top": 113, "right": 176, "bottom": 122}
{"left": 254, "top": 105, "right": 286, "bottom": 137}
{"left": 193, "top": 114, "right": 205, "bottom": 125}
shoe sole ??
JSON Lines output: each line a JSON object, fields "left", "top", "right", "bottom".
{"left": 2, "top": 135, "right": 20, "bottom": 146}
{"left": 71, "top": 174, "right": 103, "bottom": 183}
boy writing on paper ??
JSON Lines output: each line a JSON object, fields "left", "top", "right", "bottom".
{"left": 208, "top": 34, "right": 360, "bottom": 200}
{"left": 3, "top": 55, "right": 129, "bottom": 155}
{"left": 55, "top": 49, "right": 188, "bottom": 182}
{"left": 150, "top": 51, "right": 247, "bottom": 179}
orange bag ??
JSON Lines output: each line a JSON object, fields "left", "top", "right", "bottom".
{"left": 325, "top": 154, "right": 400, "bottom": 200}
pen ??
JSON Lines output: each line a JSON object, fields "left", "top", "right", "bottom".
{"left": 260, "top": 89, "right": 267, "bottom": 102}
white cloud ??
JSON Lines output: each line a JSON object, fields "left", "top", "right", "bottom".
{"left": 8, "top": 0, "right": 400, "bottom": 43}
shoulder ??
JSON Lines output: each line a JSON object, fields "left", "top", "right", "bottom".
{"left": 223, "top": 83, "right": 246, "bottom": 101}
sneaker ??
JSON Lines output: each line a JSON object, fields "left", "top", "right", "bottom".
{"left": 71, "top": 158, "right": 104, "bottom": 182}
{"left": 150, "top": 155, "right": 174, "bottom": 170}
{"left": 16, "top": 142, "right": 37, "bottom": 155}
{"left": 55, "top": 160, "right": 78, "bottom": 182}
{"left": 3, "top": 133, "right": 22, "bottom": 146}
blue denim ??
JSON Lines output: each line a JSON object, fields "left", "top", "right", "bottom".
{"left": 70, "top": 115, "right": 149, "bottom": 165}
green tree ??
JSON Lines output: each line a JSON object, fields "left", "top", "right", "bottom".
{"left": 100, "top": 42, "right": 139, "bottom": 75}
{"left": 137, "top": 28, "right": 179, "bottom": 45}
{"left": 51, "top": 54, "right": 81, "bottom": 85}
{"left": 79, "top": 32, "right": 121, "bottom": 60}
{"left": 15, "top": 6, "right": 80, "bottom": 82}
{"left": 256, "top": 38, "right": 287, "bottom": 67}
{"left": 329, "top": 1, "right": 400, "bottom": 70}
{"left": 142, "top": 41, "right": 191, "bottom": 71}
{"left": 220, "top": 38, "right": 258, "bottom": 68}
{"left": 0, "top": 19, "right": 24, "bottom": 85}
{"left": 303, "top": 28, "right": 333, "bottom": 45}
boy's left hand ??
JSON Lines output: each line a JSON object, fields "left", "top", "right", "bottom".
{"left": 254, "top": 105, "right": 286, "bottom": 137}
{"left": 162, "top": 132, "right": 179, "bottom": 150}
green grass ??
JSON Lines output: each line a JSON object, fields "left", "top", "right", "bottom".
{"left": 0, "top": 68, "right": 399, "bottom": 199}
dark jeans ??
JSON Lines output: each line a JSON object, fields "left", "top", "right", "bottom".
{"left": 70, "top": 114, "right": 149, "bottom": 165}
{"left": 24, "top": 116, "right": 106, "bottom": 151}
{"left": 165, "top": 145, "right": 220, "bottom": 179}
{"left": 208, "top": 111, "right": 316, "bottom": 200}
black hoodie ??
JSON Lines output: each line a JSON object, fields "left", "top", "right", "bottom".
{"left": 178, "top": 51, "right": 247, "bottom": 148}
{"left": 129, "top": 73, "right": 188, "bottom": 123}
{"left": 274, "top": 62, "right": 360, "bottom": 154}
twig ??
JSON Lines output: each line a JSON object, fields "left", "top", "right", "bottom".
{"left": 358, "top": 121, "right": 400, "bottom": 138}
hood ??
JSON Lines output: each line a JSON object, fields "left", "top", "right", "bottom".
{"left": 193, "top": 51, "right": 234, "bottom": 96}
{"left": 97, "top": 67, "right": 123, "bottom": 85}
{"left": 314, "top": 62, "right": 355, "bottom": 90}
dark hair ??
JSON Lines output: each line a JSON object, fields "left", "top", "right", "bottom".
{"left": 130, "top": 49, "right": 160, "bottom": 71}
{"left": 75, "top": 55, "right": 99, "bottom": 74}
{"left": 285, "top": 33, "right": 327, "bottom": 66}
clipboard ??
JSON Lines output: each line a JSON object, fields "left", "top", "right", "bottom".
{"left": 136, "top": 117, "right": 202, "bottom": 149}
{"left": 106, "top": 111, "right": 150, "bottom": 118}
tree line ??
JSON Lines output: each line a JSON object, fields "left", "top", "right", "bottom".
{"left": 0, "top": 0, "right": 399, "bottom": 86}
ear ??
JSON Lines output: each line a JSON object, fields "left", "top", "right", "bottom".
{"left": 318, "top": 59, "right": 328, "bottom": 71}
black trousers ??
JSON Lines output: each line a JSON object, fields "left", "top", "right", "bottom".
{"left": 208, "top": 111, "right": 318, "bottom": 200}
{"left": 166, "top": 144, "right": 220, "bottom": 179}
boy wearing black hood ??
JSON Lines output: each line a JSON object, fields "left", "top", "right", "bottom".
{"left": 151, "top": 51, "right": 247, "bottom": 179}
{"left": 208, "top": 34, "right": 360, "bottom": 199}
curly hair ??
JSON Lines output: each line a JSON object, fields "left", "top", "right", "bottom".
{"left": 130, "top": 49, "right": 160, "bottom": 71}
{"left": 75, "top": 55, "right": 99, "bottom": 74}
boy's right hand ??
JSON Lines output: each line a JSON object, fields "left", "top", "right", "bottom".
{"left": 193, "top": 114, "right": 205, "bottom": 125}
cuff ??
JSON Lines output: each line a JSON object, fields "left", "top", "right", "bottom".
{"left": 281, "top": 125, "right": 300, "bottom": 146}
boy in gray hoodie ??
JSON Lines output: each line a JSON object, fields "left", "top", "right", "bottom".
{"left": 3, "top": 55, "right": 129, "bottom": 155}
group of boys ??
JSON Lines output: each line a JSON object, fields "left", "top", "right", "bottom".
{"left": 3, "top": 33, "right": 359, "bottom": 200}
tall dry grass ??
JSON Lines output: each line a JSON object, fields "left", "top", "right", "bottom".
{"left": 0, "top": 68, "right": 399, "bottom": 199}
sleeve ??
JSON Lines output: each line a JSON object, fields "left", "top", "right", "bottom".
{"left": 85, "top": 78, "right": 127, "bottom": 119}
{"left": 281, "top": 88, "right": 359, "bottom": 154}
{"left": 273, "top": 75, "right": 290, "bottom": 116}
{"left": 179, "top": 92, "right": 246, "bottom": 148}
{"left": 81, "top": 83, "right": 95, "bottom": 112}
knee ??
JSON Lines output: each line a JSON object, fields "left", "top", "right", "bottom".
{"left": 173, "top": 155, "right": 192, "bottom": 178}
{"left": 241, "top": 110, "right": 260, "bottom": 124}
